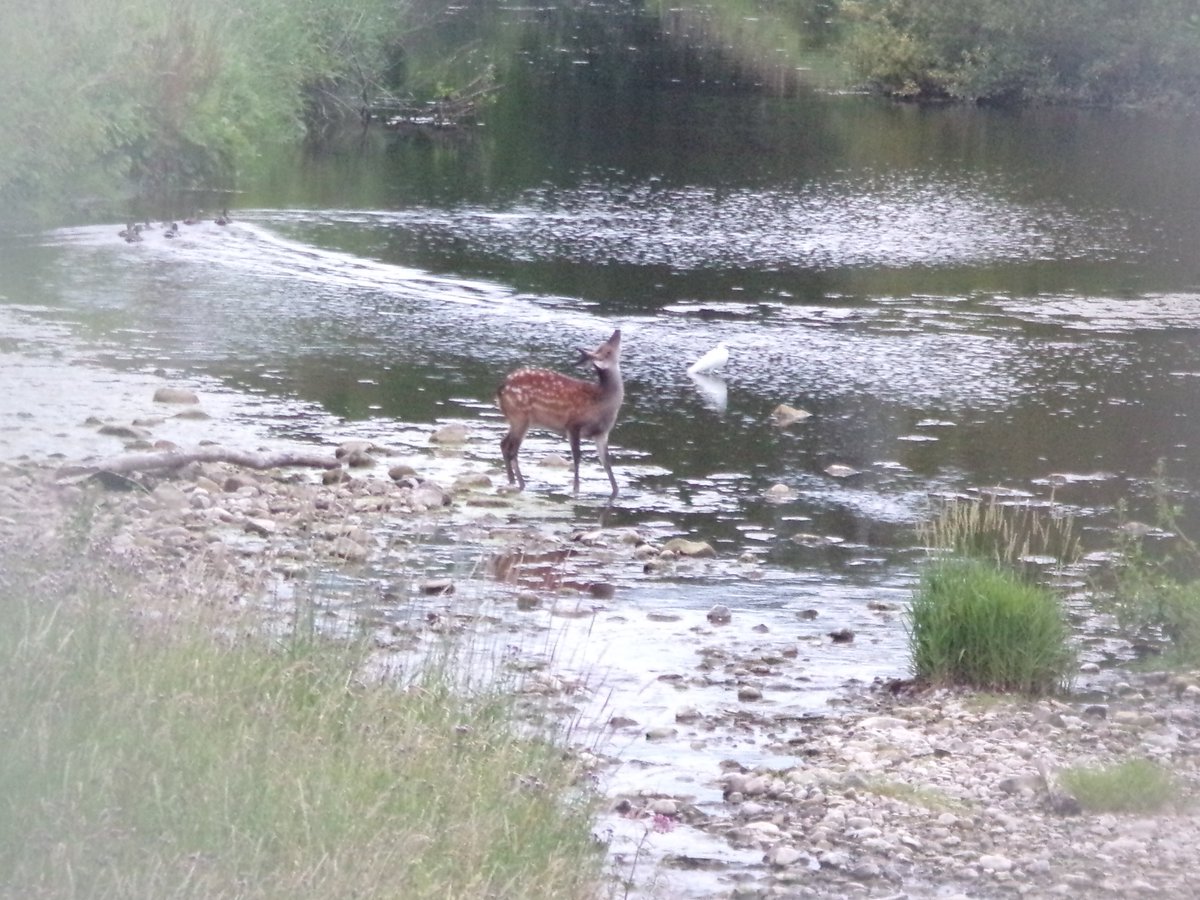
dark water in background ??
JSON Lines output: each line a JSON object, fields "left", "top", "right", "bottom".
{"left": 6, "top": 1, "right": 1200, "bottom": 684}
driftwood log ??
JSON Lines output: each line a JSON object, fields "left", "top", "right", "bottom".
{"left": 56, "top": 447, "right": 342, "bottom": 482}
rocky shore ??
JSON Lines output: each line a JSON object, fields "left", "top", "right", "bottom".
{"left": 614, "top": 675, "right": 1200, "bottom": 898}
{"left": 2, "top": 388, "right": 1198, "bottom": 900}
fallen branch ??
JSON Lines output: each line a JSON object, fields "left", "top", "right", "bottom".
{"left": 56, "top": 447, "right": 342, "bottom": 481}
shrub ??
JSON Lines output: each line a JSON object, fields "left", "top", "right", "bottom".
{"left": 908, "top": 558, "right": 1076, "bottom": 694}
{"left": 1112, "top": 557, "right": 1200, "bottom": 666}
{"left": 1109, "top": 469, "right": 1200, "bottom": 666}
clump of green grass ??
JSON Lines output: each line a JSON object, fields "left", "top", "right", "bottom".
{"left": 908, "top": 558, "right": 1076, "bottom": 694}
{"left": 0, "top": 548, "right": 602, "bottom": 898}
{"left": 1058, "top": 758, "right": 1180, "bottom": 813}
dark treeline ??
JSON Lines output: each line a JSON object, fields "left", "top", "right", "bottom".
{"left": 2, "top": 0, "right": 1198, "bottom": 226}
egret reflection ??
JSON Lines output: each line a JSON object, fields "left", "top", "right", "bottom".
{"left": 689, "top": 371, "right": 728, "bottom": 413}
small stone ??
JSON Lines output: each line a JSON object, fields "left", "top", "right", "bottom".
{"left": 335, "top": 441, "right": 377, "bottom": 459}
{"left": 706, "top": 604, "right": 732, "bottom": 625}
{"left": 223, "top": 475, "right": 257, "bottom": 493}
{"left": 738, "top": 684, "right": 763, "bottom": 702}
{"left": 650, "top": 798, "right": 678, "bottom": 816}
{"left": 322, "top": 467, "right": 349, "bottom": 485}
{"left": 342, "top": 450, "right": 376, "bottom": 468}
{"left": 516, "top": 592, "right": 541, "bottom": 610}
{"left": 828, "top": 628, "right": 855, "bottom": 643}
{"left": 412, "top": 483, "right": 450, "bottom": 508}
{"left": 388, "top": 463, "right": 419, "bottom": 481}
{"left": 244, "top": 517, "right": 277, "bottom": 537}
{"left": 453, "top": 472, "right": 492, "bottom": 490}
{"left": 420, "top": 578, "right": 455, "bottom": 595}
{"left": 772, "top": 404, "right": 812, "bottom": 426}
{"left": 97, "top": 423, "right": 147, "bottom": 440}
{"left": 429, "top": 423, "right": 469, "bottom": 444}
{"left": 329, "top": 536, "right": 369, "bottom": 562}
{"left": 645, "top": 727, "right": 678, "bottom": 741}
{"left": 979, "top": 854, "right": 1013, "bottom": 872}
{"left": 998, "top": 773, "right": 1042, "bottom": 795}
{"left": 152, "top": 386, "right": 199, "bottom": 404}
{"left": 824, "top": 463, "right": 861, "bottom": 479}
{"left": 663, "top": 538, "right": 716, "bottom": 558}
{"left": 766, "top": 845, "right": 805, "bottom": 867}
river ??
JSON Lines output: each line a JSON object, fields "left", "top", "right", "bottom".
{"left": 4, "top": 6, "right": 1200, "bottom": 893}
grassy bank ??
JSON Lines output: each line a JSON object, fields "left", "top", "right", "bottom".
{"left": 0, "top": 525, "right": 602, "bottom": 899}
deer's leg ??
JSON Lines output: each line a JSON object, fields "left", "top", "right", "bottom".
{"left": 500, "top": 426, "right": 527, "bottom": 489}
{"left": 568, "top": 427, "right": 583, "bottom": 493}
{"left": 594, "top": 433, "right": 618, "bottom": 498}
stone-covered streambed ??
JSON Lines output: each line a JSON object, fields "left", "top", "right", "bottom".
{"left": 2, "top": 375, "right": 1199, "bottom": 899}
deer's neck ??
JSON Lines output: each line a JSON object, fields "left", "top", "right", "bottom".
{"left": 596, "top": 364, "right": 624, "bottom": 400}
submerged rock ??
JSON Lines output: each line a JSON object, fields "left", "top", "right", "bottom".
{"left": 707, "top": 604, "right": 733, "bottom": 624}
{"left": 663, "top": 537, "right": 716, "bottom": 558}
{"left": 153, "top": 386, "right": 199, "bottom": 404}
{"left": 824, "top": 463, "right": 861, "bottom": 479}
{"left": 429, "top": 423, "right": 469, "bottom": 444}
{"left": 772, "top": 404, "right": 812, "bottom": 426}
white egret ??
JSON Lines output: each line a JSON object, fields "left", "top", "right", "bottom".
{"left": 687, "top": 341, "right": 729, "bottom": 375}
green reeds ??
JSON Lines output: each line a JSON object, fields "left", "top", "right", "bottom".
{"left": 0, "top": 552, "right": 602, "bottom": 899}
{"left": 910, "top": 496, "right": 1077, "bottom": 694}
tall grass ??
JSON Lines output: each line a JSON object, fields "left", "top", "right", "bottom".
{"left": 919, "top": 495, "right": 1078, "bottom": 571}
{"left": 0, "top": 530, "right": 602, "bottom": 898}
{"left": 910, "top": 497, "right": 1077, "bottom": 694}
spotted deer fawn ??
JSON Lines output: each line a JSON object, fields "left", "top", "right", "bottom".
{"left": 496, "top": 329, "right": 625, "bottom": 498}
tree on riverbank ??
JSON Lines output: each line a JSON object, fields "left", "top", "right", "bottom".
{"left": 0, "top": 0, "right": 490, "bottom": 224}
{"left": 840, "top": 0, "right": 1200, "bottom": 104}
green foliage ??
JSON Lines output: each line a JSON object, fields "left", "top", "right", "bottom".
{"left": 0, "top": 0, "right": 456, "bottom": 223}
{"left": 1110, "top": 467, "right": 1200, "bottom": 666}
{"left": 1058, "top": 758, "right": 1180, "bottom": 813}
{"left": 909, "top": 558, "right": 1076, "bottom": 694}
{"left": 0, "top": 548, "right": 602, "bottom": 899}
{"left": 840, "top": 0, "right": 1200, "bottom": 105}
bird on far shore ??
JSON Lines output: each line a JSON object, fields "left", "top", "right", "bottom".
{"left": 687, "top": 341, "right": 730, "bottom": 375}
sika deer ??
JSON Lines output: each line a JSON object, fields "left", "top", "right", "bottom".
{"left": 497, "top": 329, "right": 625, "bottom": 498}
